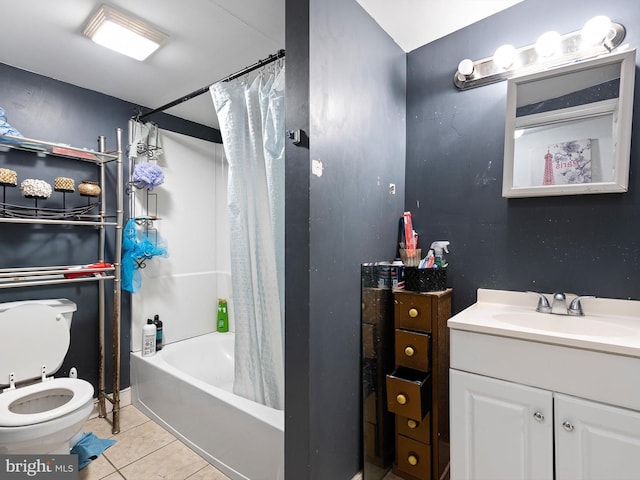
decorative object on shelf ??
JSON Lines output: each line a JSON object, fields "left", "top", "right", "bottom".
{"left": 20, "top": 178, "right": 52, "bottom": 199}
{"left": 0, "top": 107, "right": 23, "bottom": 138}
{"left": 78, "top": 180, "right": 101, "bottom": 197}
{"left": 54, "top": 177, "right": 75, "bottom": 192}
{"left": 0, "top": 168, "right": 17, "bottom": 186}
{"left": 132, "top": 162, "right": 164, "bottom": 189}
{"left": 0, "top": 167, "right": 17, "bottom": 207}
{"left": 54, "top": 176, "right": 75, "bottom": 209}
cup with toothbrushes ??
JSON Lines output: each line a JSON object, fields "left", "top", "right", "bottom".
{"left": 399, "top": 211, "right": 421, "bottom": 266}
{"left": 400, "top": 248, "right": 422, "bottom": 267}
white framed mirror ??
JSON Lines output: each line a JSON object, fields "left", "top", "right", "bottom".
{"left": 502, "top": 48, "right": 636, "bottom": 198}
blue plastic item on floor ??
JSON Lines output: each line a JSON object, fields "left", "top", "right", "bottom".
{"left": 70, "top": 432, "right": 116, "bottom": 469}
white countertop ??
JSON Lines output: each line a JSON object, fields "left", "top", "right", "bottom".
{"left": 447, "top": 289, "right": 640, "bottom": 357}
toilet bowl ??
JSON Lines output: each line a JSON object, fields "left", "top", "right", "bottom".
{"left": 0, "top": 299, "right": 95, "bottom": 454}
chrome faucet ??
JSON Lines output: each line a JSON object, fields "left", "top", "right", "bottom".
{"left": 528, "top": 292, "right": 595, "bottom": 316}
{"left": 551, "top": 292, "right": 568, "bottom": 315}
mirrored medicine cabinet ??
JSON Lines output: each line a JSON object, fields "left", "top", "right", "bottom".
{"left": 502, "top": 48, "right": 636, "bottom": 198}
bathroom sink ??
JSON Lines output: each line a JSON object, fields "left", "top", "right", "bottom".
{"left": 447, "top": 289, "right": 640, "bottom": 357}
{"left": 492, "top": 312, "right": 638, "bottom": 338}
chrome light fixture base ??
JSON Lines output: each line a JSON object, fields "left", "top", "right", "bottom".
{"left": 454, "top": 21, "right": 626, "bottom": 90}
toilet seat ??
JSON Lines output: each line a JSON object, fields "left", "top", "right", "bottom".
{"left": 0, "top": 378, "right": 93, "bottom": 427}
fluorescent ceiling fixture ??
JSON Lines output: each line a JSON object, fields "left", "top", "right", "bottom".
{"left": 82, "top": 4, "right": 168, "bottom": 61}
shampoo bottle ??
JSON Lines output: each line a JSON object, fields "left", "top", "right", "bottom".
{"left": 217, "top": 298, "right": 229, "bottom": 333}
{"left": 153, "top": 314, "right": 163, "bottom": 351}
{"left": 142, "top": 319, "right": 156, "bottom": 356}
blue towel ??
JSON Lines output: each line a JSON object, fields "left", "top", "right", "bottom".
{"left": 0, "top": 107, "right": 22, "bottom": 138}
{"left": 70, "top": 432, "right": 116, "bottom": 469}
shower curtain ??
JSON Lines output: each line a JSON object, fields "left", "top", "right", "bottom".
{"left": 210, "top": 64, "right": 285, "bottom": 410}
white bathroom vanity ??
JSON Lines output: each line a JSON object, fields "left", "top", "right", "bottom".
{"left": 448, "top": 289, "right": 640, "bottom": 480}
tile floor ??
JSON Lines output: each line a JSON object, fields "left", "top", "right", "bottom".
{"left": 79, "top": 405, "right": 230, "bottom": 480}
{"left": 80, "top": 405, "right": 446, "bottom": 480}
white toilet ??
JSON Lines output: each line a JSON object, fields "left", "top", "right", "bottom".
{"left": 0, "top": 299, "right": 94, "bottom": 454}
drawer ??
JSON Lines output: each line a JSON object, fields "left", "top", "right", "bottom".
{"left": 386, "top": 367, "right": 431, "bottom": 420}
{"left": 397, "top": 412, "right": 430, "bottom": 445}
{"left": 395, "top": 329, "right": 430, "bottom": 371}
{"left": 396, "top": 434, "right": 432, "bottom": 480}
{"left": 394, "top": 292, "right": 433, "bottom": 332}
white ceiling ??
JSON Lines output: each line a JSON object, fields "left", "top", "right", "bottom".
{"left": 357, "top": 0, "right": 523, "bottom": 52}
{"left": 0, "top": 1, "right": 520, "bottom": 129}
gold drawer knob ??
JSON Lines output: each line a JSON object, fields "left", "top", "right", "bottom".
{"left": 408, "top": 308, "right": 419, "bottom": 318}
{"left": 408, "top": 454, "right": 419, "bottom": 466}
{"left": 407, "top": 419, "right": 418, "bottom": 429}
{"left": 404, "top": 346, "right": 415, "bottom": 357}
{"left": 396, "top": 394, "right": 407, "bottom": 405}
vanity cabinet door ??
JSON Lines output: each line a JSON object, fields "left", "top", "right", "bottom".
{"left": 450, "top": 370, "right": 553, "bottom": 480}
{"left": 555, "top": 394, "right": 640, "bottom": 480}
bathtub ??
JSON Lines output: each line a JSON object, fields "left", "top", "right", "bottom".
{"left": 131, "top": 332, "right": 284, "bottom": 480}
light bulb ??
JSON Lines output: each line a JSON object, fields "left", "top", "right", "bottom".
{"left": 535, "top": 31, "right": 561, "bottom": 58}
{"left": 493, "top": 44, "right": 517, "bottom": 69}
{"left": 457, "top": 58, "right": 474, "bottom": 77}
{"left": 582, "top": 15, "right": 612, "bottom": 46}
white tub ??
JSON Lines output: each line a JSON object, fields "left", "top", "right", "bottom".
{"left": 131, "top": 332, "right": 284, "bottom": 480}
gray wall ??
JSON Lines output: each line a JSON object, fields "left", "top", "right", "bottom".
{"left": 285, "top": 0, "right": 406, "bottom": 477}
{"left": 0, "top": 63, "right": 219, "bottom": 393}
{"left": 406, "top": 0, "right": 640, "bottom": 315}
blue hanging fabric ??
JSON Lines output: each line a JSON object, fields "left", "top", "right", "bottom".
{"left": 121, "top": 218, "right": 168, "bottom": 293}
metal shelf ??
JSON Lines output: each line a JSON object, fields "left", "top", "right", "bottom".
{"left": 0, "top": 134, "right": 118, "bottom": 163}
{"left": 0, "top": 129, "right": 124, "bottom": 435}
{"left": 0, "top": 264, "right": 116, "bottom": 289}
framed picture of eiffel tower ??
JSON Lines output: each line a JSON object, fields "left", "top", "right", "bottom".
{"left": 543, "top": 138, "right": 592, "bottom": 186}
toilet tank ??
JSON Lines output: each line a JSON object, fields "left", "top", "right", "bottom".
{"left": 0, "top": 299, "right": 77, "bottom": 327}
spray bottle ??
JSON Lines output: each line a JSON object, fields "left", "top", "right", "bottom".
{"left": 430, "top": 241, "right": 450, "bottom": 268}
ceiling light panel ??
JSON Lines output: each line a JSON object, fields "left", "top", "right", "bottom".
{"left": 83, "top": 4, "right": 168, "bottom": 61}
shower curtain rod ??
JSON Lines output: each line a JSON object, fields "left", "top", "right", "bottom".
{"left": 138, "top": 49, "right": 285, "bottom": 122}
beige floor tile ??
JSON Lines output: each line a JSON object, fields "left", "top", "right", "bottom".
{"left": 101, "top": 473, "right": 125, "bottom": 480}
{"left": 84, "top": 405, "right": 151, "bottom": 439}
{"left": 113, "top": 405, "right": 151, "bottom": 434}
{"left": 78, "top": 454, "right": 116, "bottom": 480}
{"left": 103, "top": 420, "right": 176, "bottom": 469}
{"left": 84, "top": 415, "right": 115, "bottom": 440}
{"left": 186, "top": 464, "right": 232, "bottom": 480}
{"left": 119, "top": 440, "right": 208, "bottom": 480}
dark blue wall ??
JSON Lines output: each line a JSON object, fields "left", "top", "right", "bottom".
{"left": 284, "top": 0, "right": 406, "bottom": 477}
{"left": 0, "top": 63, "right": 219, "bottom": 394}
{"left": 406, "top": 0, "right": 640, "bottom": 315}
{"left": 285, "top": 0, "right": 311, "bottom": 475}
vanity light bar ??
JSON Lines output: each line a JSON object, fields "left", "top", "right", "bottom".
{"left": 454, "top": 18, "right": 626, "bottom": 90}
